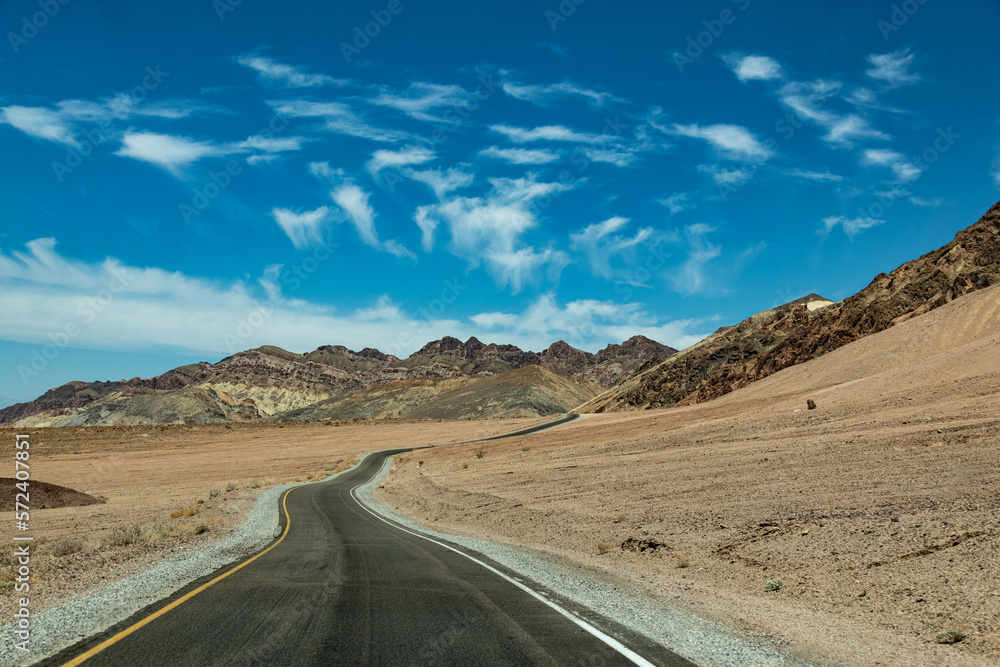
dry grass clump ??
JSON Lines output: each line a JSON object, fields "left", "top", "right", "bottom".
{"left": 765, "top": 577, "right": 784, "bottom": 592}
{"left": 675, "top": 551, "right": 691, "bottom": 568}
{"left": 170, "top": 506, "right": 203, "bottom": 519}
{"left": 475, "top": 450, "right": 486, "bottom": 459}
{"left": 596, "top": 542, "right": 612, "bottom": 554}
{"left": 193, "top": 523, "right": 209, "bottom": 535}
{"left": 936, "top": 627, "right": 967, "bottom": 644}
{"left": 225, "top": 482, "right": 236, "bottom": 492}
{"left": 52, "top": 539, "right": 84, "bottom": 557}
{"left": 103, "top": 523, "right": 172, "bottom": 548}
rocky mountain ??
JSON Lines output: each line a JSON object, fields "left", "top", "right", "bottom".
{"left": 1, "top": 335, "right": 674, "bottom": 427}
{"left": 584, "top": 198, "right": 1000, "bottom": 413}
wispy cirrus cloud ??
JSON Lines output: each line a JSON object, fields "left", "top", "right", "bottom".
{"left": 821, "top": 215, "right": 885, "bottom": 239}
{"left": 268, "top": 100, "right": 411, "bottom": 142}
{"left": 501, "top": 78, "right": 622, "bottom": 106}
{"left": 865, "top": 50, "right": 921, "bottom": 87}
{"left": 658, "top": 192, "right": 694, "bottom": 215}
{"left": 490, "top": 123, "right": 606, "bottom": 144}
{"left": 786, "top": 168, "right": 844, "bottom": 183}
{"left": 272, "top": 206, "right": 333, "bottom": 249}
{"left": 236, "top": 54, "right": 344, "bottom": 88}
{"left": 115, "top": 131, "right": 225, "bottom": 174}
{"left": 366, "top": 145, "right": 436, "bottom": 177}
{"left": 0, "top": 105, "right": 79, "bottom": 147}
{"left": 778, "top": 80, "right": 888, "bottom": 147}
{"left": 407, "top": 167, "right": 475, "bottom": 200}
{"left": 671, "top": 224, "right": 722, "bottom": 296}
{"left": 862, "top": 148, "right": 922, "bottom": 182}
{"left": 369, "top": 82, "right": 472, "bottom": 122}
{"left": 478, "top": 146, "right": 561, "bottom": 165}
{"left": 413, "top": 175, "right": 574, "bottom": 292}
{"left": 569, "top": 216, "right": 656, "bottom": 279}
{"left": 672, "top": 123, "right": 773, "bottom": 161}
{"left": 723, "top": 53, "right": 784, "bottom": 82}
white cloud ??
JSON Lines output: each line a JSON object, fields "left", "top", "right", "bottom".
{"left": 581, "top": 147, "right": 637, "bottom": 166}
{"left": 236, "top": 54, "right": 342, "bottom": 88}
{"left": 672, "top": 123, "right": 773, "bottom": 161}
{"left": 331, "top": 183, "right": 379, "bottom": 247}
{"left": 569, "top": 217, "right": 656, "bottom": 279}
{"left": 115, "top": 132, "right": 223, "bottom": 174}
{"left": 413, "top": 176, "right": 574, "bottom": 292}
{"left": 778, "top": 80, "right": 889, "bottom": 147}
{"left": 268, "top": 100, "right": 410, "bottom": 142}
{"left": 0, "top": 105, "right": 79, "bottom": 147}
{"left": 866, "top": 50, "right": 920, "bottom": 87}
{"left": 723, "top": 53, "right": 783, "bottom": 82}
{"left": 658, "top": 192, "right": 694, "bottom": 215}
{"left": 382, "top": 239, "right": 417, "bottom": 260}
{"left": 697, "top": 164, "right": 751, "bottom": 185}
{"left": 237, "top": 135, "right": 305, "bottom": 154}
{"left": 369, "top": 82, "right": 471, "bottom": 122}
{"left": 787, "top": 169, "right": 844, "bottom": 183}
{"left": 490, "top": 123, "right": 606, "bottom": 144}
{"left": 469, "top": 293, "right": 710, "bottom": 353}
{"left": 501, "top": 79, "right": 621, "bottom": 106}
{"left": 821, "top": 215, "right": 885, "bottom": 239}
{"left": 862, "top": 148, "right": 922, "bottom": 182}
{"left": 478, "top": 146, "right": 561, "bottom": 165}
{"left": 671, "top": 224, "right": 722, "bottom": 295}
{"left": 0, "top": 239, "right": 468, "bottom": 361}
{"left": 366, "top": 145, "right": 435, "bottom": 177}
{"left": 272, "top": 207, "right": 333, "bottom": 249}
{"left": 408, "top": 167, "right": 475, "bottom": 200}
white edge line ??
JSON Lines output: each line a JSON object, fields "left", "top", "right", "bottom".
{"left": 349, "top": 457, "right": 657, "bottom": 667}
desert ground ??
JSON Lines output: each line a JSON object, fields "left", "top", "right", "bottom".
{"left": 376, "top": 284, "right": 1000, "bottom": 666}
{"left": 0, "top": 416, "right": 551, "bottom": 621}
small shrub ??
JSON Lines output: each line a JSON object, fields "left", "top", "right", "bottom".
{"left": 193, "top": 523, "right": 209, "bottom": 535}
{"left": 521, "top": 446, "right": 530, "bottom": 452}
{"left": 417, "top": 460, "right": 424, "bottom": 467}
{"left": 96, "top": 495, "right": 108, "bottom": 504}
{"left": 475, "top": 450, "right": 486, "bottom": 459}
{"left": 596, "top": 542, "right": 611, "bottom": 554}
{"left": 613, "top": 514, "right": 626, "bottom": 523}
{"left": 936, "top": 627, "right": 967, "bottom": 644}
{"left": 806, "top": 399, "right": 817, "bottom": 410}
{"left": 765, "top": 577, "right": 784, "bottom": 592}
{"left": 103, "top": 524, "right": 170, "bottom": 547}
{"left": 169, "top": 509, "right": 184, "bottom": 519}
{"left": 461, "top": 463, "right": 469, "bottom": 469}
{"left": 250, "top": 482, "right": 260, "bottom": 489}
{"left": 209, "top": 488, "right": 220, "bottom": 498}
{"left": 225, "top": 482, "right": 235, "bottom": 492}
{"left": 675, "top": 551, "right": 691, "bottom": 568}
{"left": 306, "top": 474, "right": 315, "bottom": 480}
{"left": 52, "top": 540, "right": 84, "bottom": 557}
{"left": 196, "top": 498, "right": 205, "bottom": 505}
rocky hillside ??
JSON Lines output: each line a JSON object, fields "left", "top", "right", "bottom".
{"left": 1, "top": 335, "right": 674, "bottom": 426}
{"left": 585, "top": 198, "right": 1000, "bottom": 412}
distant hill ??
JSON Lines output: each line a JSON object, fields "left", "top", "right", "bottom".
{"left": 583, "top": 198, "right": 1000, "bottom": 413}
{"left": 1, "top": 335, "right": 675, "bottom": 427}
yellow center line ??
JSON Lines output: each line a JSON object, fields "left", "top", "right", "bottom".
{"left": 60, "top": 486, "right": 299, "bottom": 667}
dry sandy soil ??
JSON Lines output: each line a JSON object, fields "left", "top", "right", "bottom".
{"left": 376, "top": 284, "right": 1000, "bottom": 666}
{"left": 0, "top": 416, "right": 550, "bottom": 620}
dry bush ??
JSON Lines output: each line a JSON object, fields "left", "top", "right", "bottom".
{"left": 225, "top": 482, "right": 236, "bottom": 492}
{"left": 613, "top": 514, "right": 626, "bottom": 523}
{"left": 675, "top": 551, "right": 691, "bottom": 568}
{"left": 596, "top": 542, "right": 611, "bottom": 554}
{"left": 103, "top": 524, "right": 172, "bottom": 548}
{"left": 475, "top": 450, "right": 486, "bottom": 459}
{"left": 936, "top": 627, "right": 967, "bottom": 644}
{"left": 765, "top": 577, "right": 784, "bottom": 592}
{"left": 52, "top": 539, "right": 84, "bottom": 558}
{"left": 193, "top": 523, "right": 209, "bottom": 535}
{"left": 807, "top": 399, "right": 817, "bottom": 410}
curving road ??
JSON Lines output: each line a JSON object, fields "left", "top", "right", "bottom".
{"left": 43, "top": 416, "right": 693, "bottom": 667}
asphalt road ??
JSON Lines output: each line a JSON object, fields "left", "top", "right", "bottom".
{"left": 45, "top": 416, "right": 693, "bottom": 667}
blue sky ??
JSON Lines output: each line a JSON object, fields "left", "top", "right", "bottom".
{"left": 2, "top": 0, "right": 1000, "bottom": 407}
